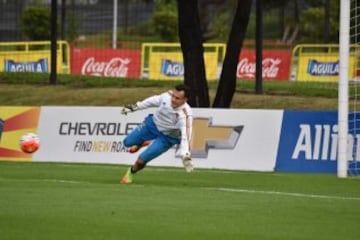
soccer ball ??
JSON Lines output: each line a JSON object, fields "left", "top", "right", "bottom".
{"left": 19, "top": 133, "right": 40, "bottom": 153}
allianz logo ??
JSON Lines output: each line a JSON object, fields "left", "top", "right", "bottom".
{"left": 291, "top": 124, "right": 359, "bottom": 162}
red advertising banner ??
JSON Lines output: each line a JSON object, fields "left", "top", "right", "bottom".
{"left": 71, "top": 47, "right": 141, "bottom": 78}
{"left": 237, "top": 49, "right": 292, "bottom": 81}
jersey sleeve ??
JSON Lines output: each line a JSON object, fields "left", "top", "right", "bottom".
{"left": 178, "top": 105, "right": 193, "bottom": 157}
{"left": 136, "top": 92, "right": 167, "bottom": 110}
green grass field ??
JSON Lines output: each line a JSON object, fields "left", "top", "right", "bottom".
{"left": 0, "top": 72, "right": 339, "bottom": 110}
{"left": 0, "top": 161, "right": 359, "bottom": 240}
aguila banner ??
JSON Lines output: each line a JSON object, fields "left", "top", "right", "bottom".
{"left": 71, "top": 47, "right": 141, "bottom": 78}
{"left": 237, "top": 49, "right": 291, "bottom": 81}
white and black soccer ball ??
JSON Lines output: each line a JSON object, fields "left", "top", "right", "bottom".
{"left": 19, "top": 133, "right": 40, "bottom": 154}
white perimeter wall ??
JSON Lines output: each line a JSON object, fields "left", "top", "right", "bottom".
{"left": 33, "top": 107, "right": 283, "bottom": 171}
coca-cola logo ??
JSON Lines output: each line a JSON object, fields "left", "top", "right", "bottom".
{"left": 81, "top": 57, "right": 130, "bottom": 77}
{"left": 237, "top": 58, "right": 281, "bottom": 79}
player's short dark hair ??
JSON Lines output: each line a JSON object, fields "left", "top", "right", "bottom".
{"left": 175, "top": 84, "right": 191, "bottom": 98}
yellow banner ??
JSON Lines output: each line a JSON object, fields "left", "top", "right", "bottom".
{"left": 142, "top": 43, "right": 225, "bottom": 81}
{"left": 297, "top": 54, "right": 355, "bottom": 82}
{"left": 149, "top": 52, "right": 218, "bottom": 80}
{"left": 0, "top": 41, "right": 70, "bottom": 73}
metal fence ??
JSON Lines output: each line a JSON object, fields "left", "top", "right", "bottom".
{"left": 1, "top": 1, "right": 330, "bottom": 83}
{"left": 0, "top": 0, "right": 155, "bottom": 42}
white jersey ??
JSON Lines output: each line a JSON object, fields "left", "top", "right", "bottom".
{"left": 136, "top": 91, "right": 193, "bottom": 155}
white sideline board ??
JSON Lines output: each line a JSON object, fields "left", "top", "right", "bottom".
{"left": 33, "top": 107, "right": 283, "bottom": 171}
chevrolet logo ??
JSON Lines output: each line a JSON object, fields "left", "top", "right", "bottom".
{"left": 191, "top": 117, "right": 243, "bottom": 158}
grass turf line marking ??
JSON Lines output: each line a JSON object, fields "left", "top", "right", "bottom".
{"left": 209, "top": 187, "right": 360, "bottom": 201}
{"left": 0, "top": 177, "right": 86, "bottom": 184}
{"left": 0, "top": 177, "right": 146, "bottom": 188}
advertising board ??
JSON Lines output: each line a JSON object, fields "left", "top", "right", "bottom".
{"left": 142, "top": 43, "right": 225, "bottom": 81}
{"left": 0, "top": 107, "right": 40, "bottom": 161}
{"left": 2, "top": 106, "right": 351, "bottom": 174}
{"left": 0, "top": 41, "right": 70, "bottom": 73}
{"left": 237, "top": 49, "right": 291, "bottom": 81}
{"left": 71, "top": 47, "right": 141, "bottom": 78}
{"left": 29, "top": 107, "right": 282, "bottom": 171}
{"left": 275, "top": 110, "right": 338, "bottom": 173}
{"left": 296, "top": 55, "right": 356, "bottom": 82}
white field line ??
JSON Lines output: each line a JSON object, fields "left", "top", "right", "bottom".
{"left": 0, "top": 177, "right": 146, "bottom": 188}
{"left": 1, "top": 176, "right": 359, "bottom": 201}
{"left": 0, "top": 177, "right": 88, "bottom": 184}
{"left": 208, "top": 187, "right": 360, "bottom": 201}
{"left": 41, "top": 179, "right": 85, "bottom": 184}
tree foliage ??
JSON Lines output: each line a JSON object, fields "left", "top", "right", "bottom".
{"left": 65, "top": 0, "right": 80, "bottom": 41}
{"left": 152, "top": 0, "right": 178, "bottom": 42}
{"left": 299, "top": 2, "right": 339, "bottom": 43}
{"left": 20, "top": 5, "right": 51, "bottom": 41}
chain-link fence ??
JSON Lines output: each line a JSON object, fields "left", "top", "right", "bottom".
{"left": 1, "top": 1, "right": 324, "bottom": 82}
{"left": 0, "top": 0, "right": 155, "bottom": 42}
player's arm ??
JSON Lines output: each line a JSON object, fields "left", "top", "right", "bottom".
{"left": 121, "top": 94, "right": 163, "bottom": 115}
{"left": 179, "top": 110, "right": 194, "bottom": 172}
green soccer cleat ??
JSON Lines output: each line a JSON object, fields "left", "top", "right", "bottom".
{"left": 120, "top": 168, "right": 134, "bottom": 184}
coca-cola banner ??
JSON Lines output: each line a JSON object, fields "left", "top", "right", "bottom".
{"left": 71, "top": 47, "right": 141, "bottom": 78}
{"left": 237, "top": 49, "right": 292, "bottom": 81}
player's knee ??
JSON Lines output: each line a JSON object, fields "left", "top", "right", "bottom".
{"left": 123, "top": 137, "right": 131, "bottom": 147}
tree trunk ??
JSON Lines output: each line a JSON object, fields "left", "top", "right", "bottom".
{"left": 177, "top": 0, "right": 210, "bottom": 107}
{"left": 213, "top": 0, "right": 253, "bottom": 108}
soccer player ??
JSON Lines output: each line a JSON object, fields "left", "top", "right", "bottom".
{"left": 120, "top": 84, "right": 194, "bottom": 184}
